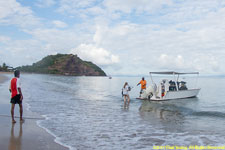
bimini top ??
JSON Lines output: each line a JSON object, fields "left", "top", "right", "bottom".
{"left": 149, "top": 71, "right": 199, "bottom": 75}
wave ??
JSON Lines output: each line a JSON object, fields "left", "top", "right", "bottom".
{"left": 36, "top": 116, "right": 74, "bottom": 150}
{"left": 191, "top": 111, "right": 225, "bottom": 118}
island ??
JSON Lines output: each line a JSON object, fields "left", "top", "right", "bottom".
{"left": 16, "top": 54, "right": 106, "bottom": 76}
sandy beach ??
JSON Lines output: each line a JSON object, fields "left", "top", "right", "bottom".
{"left": 0, "top": 73, "right": 69, "bottom": 150}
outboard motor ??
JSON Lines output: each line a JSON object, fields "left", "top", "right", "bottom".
{"left": 140, "top": 83, "right": 157, "bottom": 99}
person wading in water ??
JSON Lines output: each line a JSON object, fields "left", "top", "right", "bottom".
{"left": 122, "top": 82, "right": 130, "bottom": 108}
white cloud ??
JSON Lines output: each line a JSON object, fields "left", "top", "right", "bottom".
{"left": 0, "top": 0, "right": 40, "bottom": 27}
{"left": 153, "top": 53, "right": 221, "bottom": 74}
{"left": 158, "top": 54, "right": 185, "bottom": 70}
{"left": 25, "top": 28, "right": 82, "bottom": 51}
{"left": 0, "top": 38, "right": 46, "bottom": 67}
{"left": 103, "top": 0, "right": 172, "bottom": 14}
{"left": 162, "top": 0, "right": 223, "bottom": 23}
{"left": 52, "top": 20, "right": 68, "bottom": 28}
{"left": 57, "top": 0, "right": 97, "bottom": 14}
{"left": 88, "top": 17, "right": 225, "bottom": 74}
{"left": 1, "top": 0, "right": 225, "bottom": 75}
{"left": 36, "top": 0, "right": 56, "bottom": 8}
{"left": 71, "top": 44, "right": 119, "bottom": 66}
{"left": 56, "top": 0, "right": 173, "bottom": 20}
{"left": 191, "top": 54, "right": 220, "bottom": 73}
{"left": 0, "top": 35, "right": 11, "bottom": 44}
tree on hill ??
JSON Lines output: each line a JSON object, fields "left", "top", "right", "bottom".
{"left": 0, "top": 63, "right": 9, "bottom": 71}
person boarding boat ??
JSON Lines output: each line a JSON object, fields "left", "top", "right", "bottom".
{"left": 137, "top": 77, "right": 147, "bottom": 97}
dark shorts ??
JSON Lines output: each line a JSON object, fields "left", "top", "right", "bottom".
{"left": 11, "top": 94, "right": 22, "bottom": 104}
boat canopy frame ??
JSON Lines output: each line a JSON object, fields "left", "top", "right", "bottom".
{"left": 149, "top": 71, "right": 199, "bottom": 91}
{"left": 149, "top": 71, "right": 199, "bottom": 75}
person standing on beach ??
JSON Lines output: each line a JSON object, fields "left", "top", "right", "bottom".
{"left": 122, "top": 82, "right": 130, "bottom": 108}
{"left": 9, "top": 70, "right": 23, "bottom": 123}
{"left": 137, "top": 77, "right": 147, "bottom": 97}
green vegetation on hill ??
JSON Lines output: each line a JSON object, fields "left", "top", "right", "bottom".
{"left": 83, "top": 61, "right": 106, "bottom": 75}
{"left": 17, "top": 54, "right": 106, "bottom": 76}
{"left": 0, "top": 63, "right": 10, "bottom": 71}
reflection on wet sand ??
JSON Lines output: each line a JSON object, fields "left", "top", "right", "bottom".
{"left": 8, "top": 122, "right": 23, "bottom": 150}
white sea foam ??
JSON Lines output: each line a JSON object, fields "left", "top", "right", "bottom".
{"left": 36, "top": 118, "right": 74, "bottom": 150}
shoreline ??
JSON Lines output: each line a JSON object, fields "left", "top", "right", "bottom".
{"left": 0, "top": 71, "right": 107, "bottom": 77}
{"left": 0, "top": 73, "right": 69, "bottom": 150}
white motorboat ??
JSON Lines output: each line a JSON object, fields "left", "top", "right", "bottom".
{"left": 138, "top": 71, "right": 201, "bottom": 101}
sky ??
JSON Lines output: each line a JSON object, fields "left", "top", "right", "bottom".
{"left": 1, "top": 0, "right": 225, "bottom": 76}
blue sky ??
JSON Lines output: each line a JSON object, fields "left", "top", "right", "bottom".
{"left": 1, "top": 0, "right": 225, "bottom": 75}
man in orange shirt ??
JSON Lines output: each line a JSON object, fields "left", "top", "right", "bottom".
{"left": 137, "top": 77, "right": 147, "bottom": 97}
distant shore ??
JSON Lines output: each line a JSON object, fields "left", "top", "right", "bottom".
{"left": 0, "top": 73, "right": 69, "bottom": 150}
{"left": 0, "top": 71, "right": 108, "bottom": 78}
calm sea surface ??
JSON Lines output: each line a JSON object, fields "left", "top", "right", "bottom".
{"left": 8, "top": 74, "right": 225, "bottom": 149}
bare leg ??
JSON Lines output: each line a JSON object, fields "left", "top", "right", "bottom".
{"left": 123, "top": 96, "right": 127, "bottom": 108}
{"left": 139, "top": 89, "right": 142, "bottom": 97}
{"left": 19, "top": 103, "right": 24, "bottom": 122}
{"left": 11, "top": 104, "right": 16, "bottom": 123}
{"left": 127, "top": 95, "right": 130, "bottom": 106}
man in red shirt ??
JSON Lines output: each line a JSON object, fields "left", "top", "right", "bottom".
{"left": 9, "top": 70, "right": 23, "bottom": 123}
{"left": 137, "top": 77, "right": 147, "bottom": 97}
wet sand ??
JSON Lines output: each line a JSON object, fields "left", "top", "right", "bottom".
{"left": 0, "top": 73, "right": 69, "bottom": 150}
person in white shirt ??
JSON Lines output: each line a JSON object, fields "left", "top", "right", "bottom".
{"left": 9, "top": 70, "right": 24, "bottom": 123}
{"left": 122, "top": 82, "right": 130, "bottom": 108}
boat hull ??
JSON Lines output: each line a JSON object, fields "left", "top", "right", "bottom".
{"left": 150, "top": 88, "right": 200, "bottom": 101}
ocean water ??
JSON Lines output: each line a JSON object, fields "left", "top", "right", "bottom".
{"left": 18, "top": 74, "right": 225, "bottom": 149}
